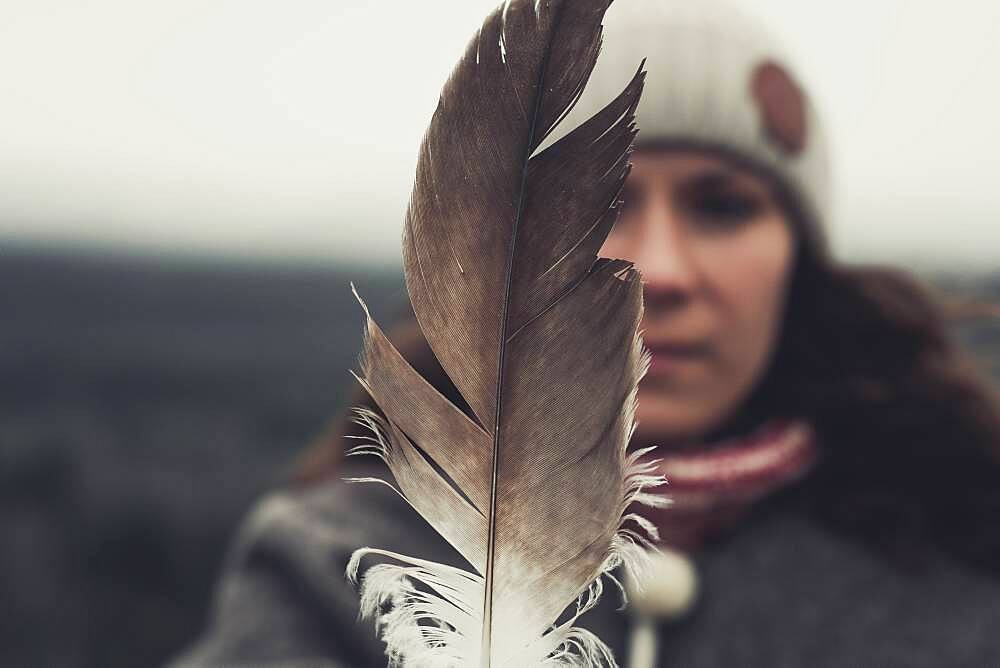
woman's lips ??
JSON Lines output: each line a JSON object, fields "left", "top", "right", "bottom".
{"left": 646, "top": 341, "right": 711, "bottom": 375}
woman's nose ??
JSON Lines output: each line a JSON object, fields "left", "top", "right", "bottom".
{"left": 628, "top": 206, "right": 699, "bottom": 304}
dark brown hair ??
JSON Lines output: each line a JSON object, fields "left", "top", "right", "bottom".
{"left": 751, "top": 243, "right": 1000, "bottom": 572}
{"left": 714, "top": 160, "right": 1000, "bottom": 572}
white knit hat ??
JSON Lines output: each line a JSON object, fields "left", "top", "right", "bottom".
{"left": 564, "top": 0, "right": 832, "bottom": 251}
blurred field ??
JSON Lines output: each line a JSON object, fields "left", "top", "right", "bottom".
{"left": 1, "top": 248, "right": 997, "bottom": 667}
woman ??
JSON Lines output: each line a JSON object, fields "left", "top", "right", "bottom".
{"left": 173, "top": 2, "right": 1000, "bottom": 666}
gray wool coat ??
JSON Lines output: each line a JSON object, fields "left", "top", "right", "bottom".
{"left": 170, "top": 464, "right": 1000, "bottom": 668}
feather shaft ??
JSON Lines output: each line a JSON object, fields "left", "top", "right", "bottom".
{"left": 481, "top": 8, "right": 561, "bottom": 664}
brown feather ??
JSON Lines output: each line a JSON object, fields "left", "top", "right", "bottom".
{"left": 346, "top": 1, "right": 662, "bottom": 665}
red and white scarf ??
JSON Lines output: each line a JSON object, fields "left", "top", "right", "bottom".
{"left": 643, "top": 420, "right": 819, "bottom": 550}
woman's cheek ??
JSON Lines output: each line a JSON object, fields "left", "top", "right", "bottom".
{"left": 705, "top": 220, "right": 795, "bottom": 403}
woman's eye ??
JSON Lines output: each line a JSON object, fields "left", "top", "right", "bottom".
{"left": 687, "top": 191, "right": 763, "bottom": 228}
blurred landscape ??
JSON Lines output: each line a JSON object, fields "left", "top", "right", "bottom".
{"left": 1, "top": 248, "right": 407, "bottom": 667}
{"left": 2, "top": 247, "right": 998, "bottom": 668}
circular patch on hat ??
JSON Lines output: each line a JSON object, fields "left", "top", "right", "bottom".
{"left": 751, "top": 61, "right": 807, "bottom": 155}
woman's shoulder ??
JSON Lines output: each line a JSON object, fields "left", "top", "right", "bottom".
{"left": 219, "top": 469, "right": 469, "bottom": 616}
{"left": 169, "top": 471, "right": 450, "bottom": 667}
{"left": 233, "top": 472, "right": 413, "bottom": 560}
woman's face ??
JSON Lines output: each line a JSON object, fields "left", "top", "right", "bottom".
{"left": 600, "top": 149, "right": 797, "bottom": 447}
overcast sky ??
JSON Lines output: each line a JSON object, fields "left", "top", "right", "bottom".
{"left": 1, "top": 0, "right": 998, "bottom": 269}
